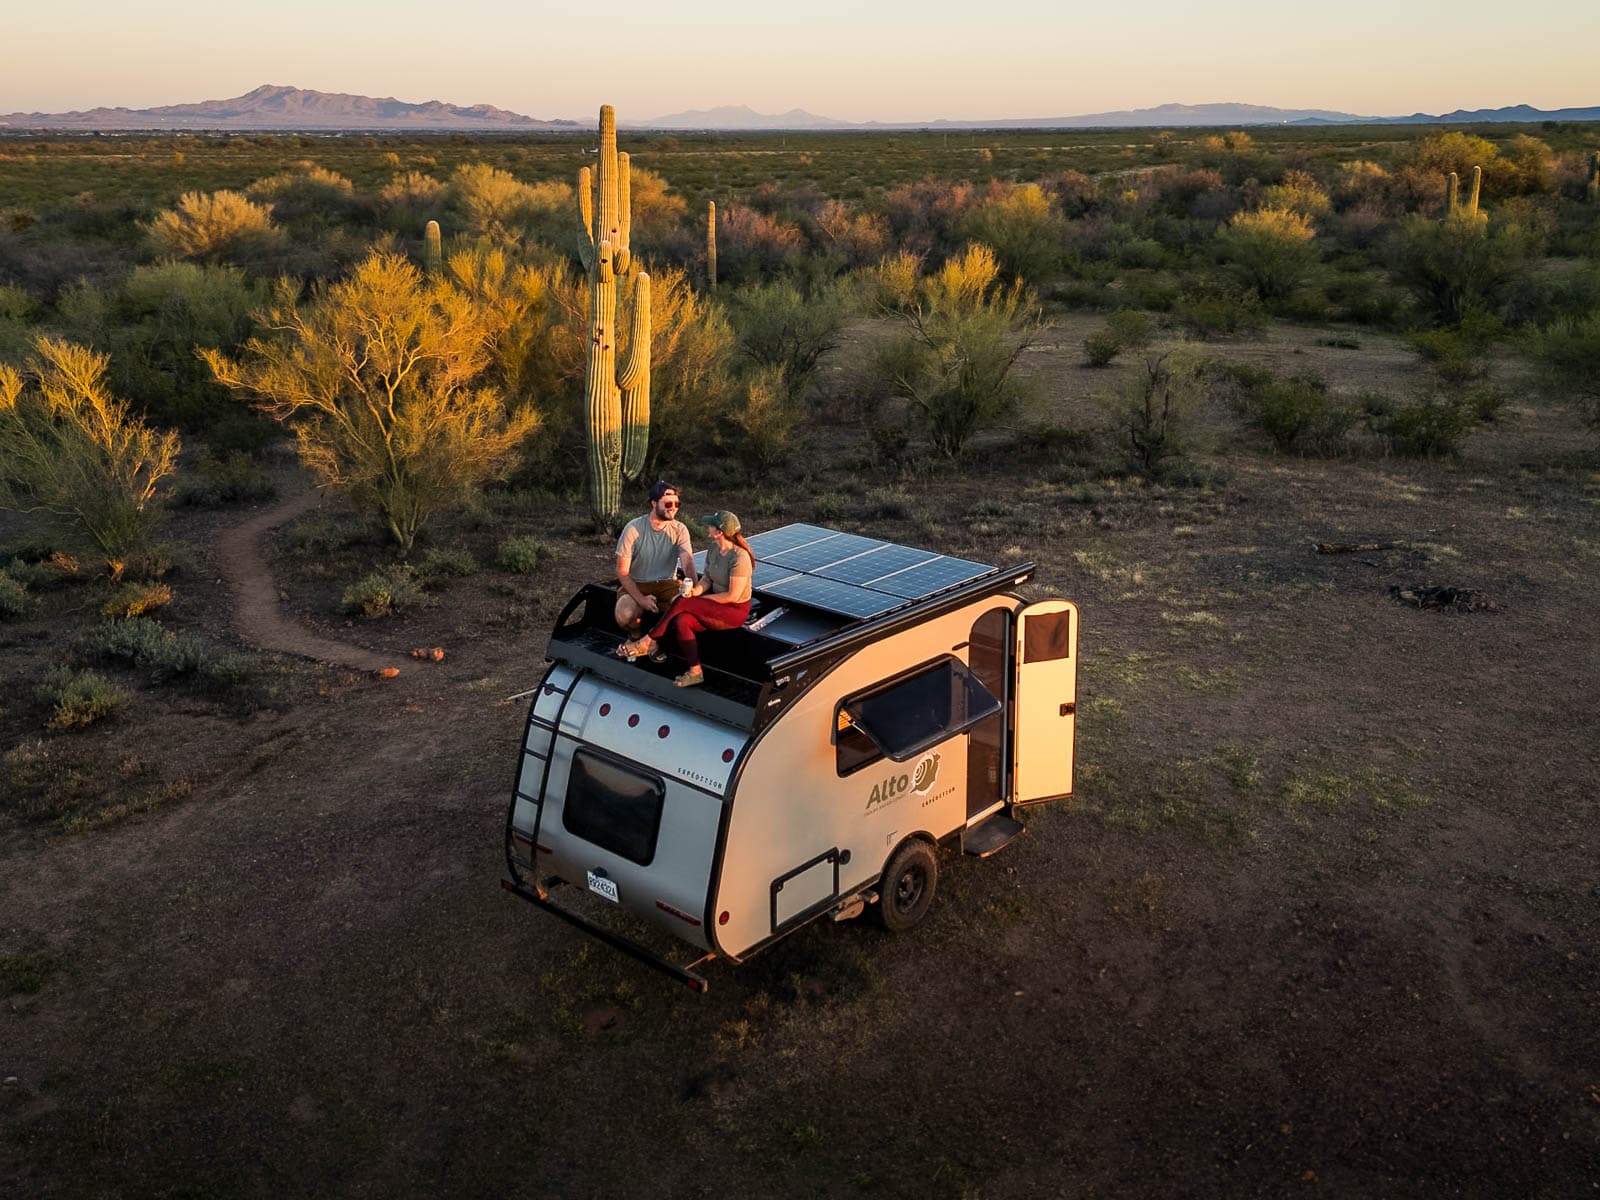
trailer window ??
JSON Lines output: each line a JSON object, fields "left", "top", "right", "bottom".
{"left": 562, "top": 750, "right": 665, "bottom": 866}
{"left": 835, "top": 657, "right": 1002, "bottom": 775}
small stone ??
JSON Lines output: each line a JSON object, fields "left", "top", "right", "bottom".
{"left": 3, "top": 1076, "right": 18, "bottom": 1086}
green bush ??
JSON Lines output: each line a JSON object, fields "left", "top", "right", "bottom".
{"left": 1172, "top": 283, "right": 1266, "bottom": 339}
{"left": 341, "top": 566, "right": 426, "bottom": 618}
{"left": 1082, "top": 329, "right": 1122, "bottom": 367}
{"left": 202, "top": 653, "right": 261, "bottom": 691}
{"left": 1391, "top": 214, "right": 1529, "bottom": 325}
{"left": 417, "top": 547, "right": 478, "bottom": 580}
{"left": 1525, "top": 311, "right": 1600, "bottom": 433}
{"left": 1371, "top": 392, "right": 1476, "bottom": 457}
{"left": 0, "top": 571, "right": 33, "bottom": 621}
{"left": 36, "top": 667, "right": 129, "bottom": 730}
{"left": 76, "top": 618, "right": 209, "bottom": 676}
{"left": 734, "top": 364, "right": 797, "bottom": 473}
{"left": 729, "top": 280, "right": 849, "bottom": 399}
{"left": 1219, "top": 366, "right": 1360, "bottom": 453}
{"left": 173, "top": 451, "right": 278, "bottom": 508}
{"left": 495, "top": 536, "right": 553, "bottom": 574}
{"left": 1407, "top": 311, "right": 1503, "bottom": 385}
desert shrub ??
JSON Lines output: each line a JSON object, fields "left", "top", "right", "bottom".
{"left": 733, "top": 364, "right": 796, "bottom": 472}
{"left": 1390, "top": 213, "right": 1529, "bottom": 325}
{"left": 728, "top": 279, "right": 848, "bottom": 398}
{"left": 0, "top": 337, "right": 181, "bottom": 567}
{"left": 496, "top": 535, "right": 553, "bottom": 574}
{"left": 246, "top": 166, "right": 361, "bottom": 226}
{"left": 959, "top": 183, "right": 1064, "bottom": 282}
{"left": 1322, "top": 269, "right": 1409, "bottom": 326}
{"left": 1082, "top": 329, "right": 1122, "bottom": 367}
{"left": 883, "top": 179, "right": 977, "bottom": 256}
{"left": 173, "top": 451, "right": 278, "bottom": 507}
{"left": 716, "top": 205, "right": 806, "bottom": 283}
{"left": 1172, "top": 282, "right": 1266, "bottom": 339}
{"left": 816, "top": 201, "right": 891, "bottom": 267}
{"left": 1407, "top": 311, "right": 1504, "bottom": 384}
{"left": 146, "top": 191, "right": 280, "bottom": 263}
{"left": 101, "top": 581, "right": 172, "bottom": 618}
{"left": 1371, "top": 391, "right": 1476, "bottom": 457}
{"left": 1108, "top": 351, "right": 1203, "bottom": 476}
{"left": 1259, "top": 170, "right": 1331, "bottom": 219}
{"left": 448, "top": 165, "right": 569, "bottom": 237}
{"left": 869, "top": 244, "right": 1040, "bottom": 458}
{"left": 341, "top": 565, "right": 425, "bottom": 617}
{"left": 76, "top": 617, "right": 208, "bottom": 676}
{"left": 813, "top": 493, "right": 846, "bottom": 521}
{"left": 417, "top": 546, "right": 477, "bottom": 580}
{"left": 205, "top": 252, "right": 540, "bottom": 551}
{"left": 202, "top": 653, "right": 261, "bottom": 691}
{"left": 1215, "top": 208, "right": 1318, "bottom": 305}
{"left": 1218, "top": 365, "right": 1360, "bottom": 453}
{"left": 93, "top": 262, "right": 266, "bottom": 430}
{"left": 36, "top": 667, "right": 128, "bottom": 731}
{"left": 1525, "top": 311, "right": 1600, "bottom": 433}
{"left": 376, "top": 172, "right": 447, "bottom": 233}
{"left": 0, "top": 570, "right": 33, "bottom": 621}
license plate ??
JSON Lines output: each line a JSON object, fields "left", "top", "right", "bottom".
{"left": 586, "top": 871, "right": 619, "bottom": 904}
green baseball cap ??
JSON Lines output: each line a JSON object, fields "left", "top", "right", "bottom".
{"left": 700, "top": 510, "right": 741, "bottom": 535}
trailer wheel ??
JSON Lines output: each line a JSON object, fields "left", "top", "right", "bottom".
{"left": 877, "top": 840, "right": 938, "bottom": 933}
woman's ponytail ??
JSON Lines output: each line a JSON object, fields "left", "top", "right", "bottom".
{"left": 732, "top": 530, "right": 756, "bottom": 568}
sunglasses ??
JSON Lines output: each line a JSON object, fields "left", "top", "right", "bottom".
{"left": 658, "top": 499, "right": 680, "bottom": 509}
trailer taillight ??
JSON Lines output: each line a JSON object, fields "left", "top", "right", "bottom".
{"left": 718, "top": 911, "right": 730, "bottom": 925}
{"left": 627, "top": 714, "right": 639, "bottom": 727}
{"left": 658, "top": 724, "right": 670, "bottom": 738}
{"left": 722, "top": 749, "right": 735, "bottom": 763}
{"left": 599, "top": 703, "right": 611, "bottom": 716}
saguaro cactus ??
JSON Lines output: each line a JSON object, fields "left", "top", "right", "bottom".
{"left": 707, "top": 200, "right": 718, "bottom": 292}
{"left": 576, "top": 105, "right": 652, "bottom": 523}
{"left": 1587, "top": 152, "right": 1600, "bottom": 204}
{"left": 1446, "top": 166, "right": 1484, "bottom": 224}
{"left": 423, "top": 219, "right": 443, "bottom": 276}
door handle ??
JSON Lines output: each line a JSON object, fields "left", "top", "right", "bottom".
{"left": 1059, "top": 703, "right": 1075, "bottom": 716}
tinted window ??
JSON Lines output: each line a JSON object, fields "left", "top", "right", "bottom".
{"left": 835, "top": 657, "right": 1002, "bottom": 774}
{"left": 1023, "top": 609, "right": 1072, "bottom": 663}
{"left": 562, "top": 750, "right": 665, "bottom": 865}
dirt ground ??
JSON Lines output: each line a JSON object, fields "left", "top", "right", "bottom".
{"left": 3, "top": 318, "right": 1599, "bottom": 1198}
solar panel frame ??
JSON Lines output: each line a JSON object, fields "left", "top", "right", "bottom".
{"left": 764, "top": 532, "right": 886, "bottom": 572}
{"left": 759, "top": 574, "right": 905, "bottom": 620}
{"left": 866, "top": 554, "right": 994, "bottom": 599}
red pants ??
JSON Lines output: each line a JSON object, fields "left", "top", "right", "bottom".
{"left": 648, "top": 595, "right": 750, "bottom": 668}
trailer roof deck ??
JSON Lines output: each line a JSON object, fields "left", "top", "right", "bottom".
{"left": 546, "top": 524, "right": 1035, "bottom": 731}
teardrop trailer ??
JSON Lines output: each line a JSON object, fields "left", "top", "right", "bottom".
{"left": 502, "top": 523, "right": 1079, "bottom": 992}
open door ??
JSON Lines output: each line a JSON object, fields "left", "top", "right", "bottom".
{"left": 1011, "top": 600, "right": 1078, "bottom": 806}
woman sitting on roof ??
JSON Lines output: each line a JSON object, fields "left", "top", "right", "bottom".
{"left": 617, "top": 511, "right": 754, "bottom": 688}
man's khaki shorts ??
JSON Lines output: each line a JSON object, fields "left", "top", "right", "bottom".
{"left": 620, "top": 579, "right": 683, "bottom": 629}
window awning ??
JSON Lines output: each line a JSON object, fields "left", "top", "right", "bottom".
{"left": 842, "top": 658, "right": 1002, "bottom": 762}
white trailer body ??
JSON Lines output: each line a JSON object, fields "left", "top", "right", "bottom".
{"left": 503, "top": 524, "right": 1078, "bottom": 991}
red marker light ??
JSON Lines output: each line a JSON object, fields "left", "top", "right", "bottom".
{"left": 658, "top": 724, "right": 670, "bottom": 739}
{"left": 718, "top": 911, "right": 730, "bottom": 926}
{"left": 627, "top": 714, "right": 640, "bottom": 727}
{"left": 721, "top": 749, "right": 735, "bottom": 763}
{"left": 599, "top": 703, "right": 611, "bottom": 716}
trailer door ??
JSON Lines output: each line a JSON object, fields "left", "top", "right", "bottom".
{"left": 1011, "top": 600, "right": 1078, "bottom": 805}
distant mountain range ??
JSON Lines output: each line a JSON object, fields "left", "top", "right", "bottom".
{"left": 0, "top": 85, "right": 578, "bottom": 131}
{"left": 2, "top": 87, "right": 1597, "bottom": 132}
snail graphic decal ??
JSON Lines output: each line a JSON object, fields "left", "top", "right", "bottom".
{"left": 911, "top": 753, "right": 941, "bottom": 795}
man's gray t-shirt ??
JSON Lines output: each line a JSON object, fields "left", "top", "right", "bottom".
{"left": 616, "top": 514, "right": 691, "bottom": 582}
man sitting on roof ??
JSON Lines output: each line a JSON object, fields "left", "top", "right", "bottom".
{"left": 614, "top": 480, "right": 697, "bottom": 637}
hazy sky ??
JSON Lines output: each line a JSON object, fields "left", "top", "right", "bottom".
{"left": 7, "top": 0, "right": 1598, "bottom": 121}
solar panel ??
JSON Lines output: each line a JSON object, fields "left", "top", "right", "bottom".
{"left": 815, "top": 543, "right": 939, "bottom": 585}
{"left": 760, "top": 574, "right": 904, "bottom": 620}
{"left": 744, "top": 524, "right": 837, "bottom": 558}
{"left": 766, "top": 532, "right": 886, "bottom": 572}
{"left": 868, "top": 555, "right": 993, "bottom": 599}
{"left": 692, "top": 550, "right": 796, "bottom": 589}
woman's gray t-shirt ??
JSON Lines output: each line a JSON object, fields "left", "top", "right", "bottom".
{"left": 703, "top": 544, "right": 752, "bottom": 594}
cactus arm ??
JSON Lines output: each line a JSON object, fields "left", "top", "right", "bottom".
{"left": 597, "top": 105, "right": 620, "bottom": 249}
{"left": 707, "top": 200, "right": 717, "bottom": 292}
{"left": 1467, "top": 166, "right": 1481, "bottom": 217}
{"left": 618, "top": 272, "right": 652, "bottom": 481}
{"left": 617, "top": 151, "right": 631, "bottom": 253}
{"left": 1446, "top": 171, "right": 1459, "bottom": 214}
{"left": 586, "top": 240, "right": 622, "bottom": 521}
{"left": 577, "top": 165, "right": 595, "bottom": 273}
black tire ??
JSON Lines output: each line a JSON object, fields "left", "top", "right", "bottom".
{"left": 877, "top": 840, "right": 938, "bottom": 933}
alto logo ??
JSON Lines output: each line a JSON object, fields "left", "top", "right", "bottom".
{"left": 910, "top": 752, "right": 941, "bottom": 796}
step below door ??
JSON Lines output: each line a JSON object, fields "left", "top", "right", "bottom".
{"left": 1011, "top": 600, "right": 1078, "bottom": 806}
